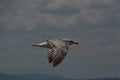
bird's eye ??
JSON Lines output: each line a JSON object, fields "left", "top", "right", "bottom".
{"left": 70, "top": 41, "right": 73, "bottom": 42}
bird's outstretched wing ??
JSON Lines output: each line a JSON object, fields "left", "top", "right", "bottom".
{"left": 47, "top": 40, "right": 69, "bottom": 67}
{"left": 47, "top": 47, "right": 68, "bottom": 67}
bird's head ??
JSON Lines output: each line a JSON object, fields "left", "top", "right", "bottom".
{"left": 62, "top": 39, "right": 79, "bottom": 45}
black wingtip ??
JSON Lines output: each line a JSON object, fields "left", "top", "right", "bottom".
{"left": 53, "top": 64, "right": 58, "bottom": 67}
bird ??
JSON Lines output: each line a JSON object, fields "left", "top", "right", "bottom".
{"left": 32, "top": 38, "right": 79, "bottom": 67}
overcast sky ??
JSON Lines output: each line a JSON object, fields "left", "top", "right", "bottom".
{"left": 0, "top": 0, "right": 120, "bottom": 79}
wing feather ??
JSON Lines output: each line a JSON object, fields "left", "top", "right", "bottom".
{"left": 47, "top": 49, "right": 54, "bottom": 63}
{"left": 47, "top": 40, "right": 68, "bottom": 67}
{"left": 53, "top": 47, "right": 68, "bottom": 67}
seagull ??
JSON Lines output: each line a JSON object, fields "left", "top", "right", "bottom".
{"left": 32, "top": 38, "right": 79, "bottom": 67}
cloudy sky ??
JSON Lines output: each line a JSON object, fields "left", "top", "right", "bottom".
{"left": 0, "top": 0, "right": 120, "bottom": 79}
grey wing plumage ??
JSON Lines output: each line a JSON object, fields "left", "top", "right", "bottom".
{"left": 47, "top": 39, "right": 69, "bottom": 67}
{"left": 47, "top": 49, "right": 54, "bottom": 63}
{"left": 47, "top": 47, "right": 68, "bottom": 67}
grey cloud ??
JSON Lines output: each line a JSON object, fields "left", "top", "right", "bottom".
{"left": 44, "top": 0, "right": 120, "bottom": 24}
{"left": 0, "top": 0, "right": 13, "bottom": 15}
{"left": 1, "top": 0, "right": 120, "bottom": 31}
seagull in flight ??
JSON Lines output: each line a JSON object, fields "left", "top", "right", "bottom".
{"left": 32, "top": 38, "right": 79, "bottom": 67}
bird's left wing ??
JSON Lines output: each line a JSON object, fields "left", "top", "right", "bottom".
{"left": 49, "top": 47, "right": 68, "bottom": 67}
{"left": 47, "top": 47, "right": 68, "bottom": 66}
{"left": 47, "top": 40, "right": 68, "bottom": 67}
